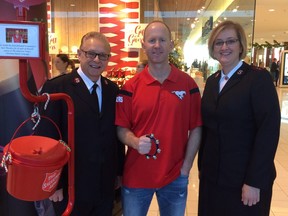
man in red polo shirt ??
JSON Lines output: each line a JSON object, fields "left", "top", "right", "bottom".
{"left": 116, "top": 20, "right": 202, "bottom": 216}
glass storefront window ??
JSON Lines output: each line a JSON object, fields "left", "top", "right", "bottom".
{"left": 49, "top": 0, "right": 256, "bottom": 80}
{"left": 141, "top": 0, "right": 255, "bottom": 81}
{"left": 50, "top": 1, "right": 99, "bottom": 76}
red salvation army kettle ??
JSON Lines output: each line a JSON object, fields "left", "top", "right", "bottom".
{"left": 1, "top": 116, "right": 70, "bottom": 201}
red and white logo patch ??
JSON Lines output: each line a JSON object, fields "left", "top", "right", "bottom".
{"left": 42, "top": 169, "right": 61, "bottom": 192}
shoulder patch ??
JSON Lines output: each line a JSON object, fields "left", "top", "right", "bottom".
{"left": 48, "top": 73, "right": 66, "bottom": 81}
{"left": 119, "top": 89, "right": 132, "bottom": 97}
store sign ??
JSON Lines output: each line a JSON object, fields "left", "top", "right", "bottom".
{"left": 48, "top": 33, "right": 58, "bottom": 54}
{"left": 125, "top": 23, "right": 147, "bottom": 48}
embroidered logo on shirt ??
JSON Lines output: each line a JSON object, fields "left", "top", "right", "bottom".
{"left": 116, "top": 96, "right": 123, "bottom": 103}
{"left": 171, "top": 91, "right": 186, "bottom": 100}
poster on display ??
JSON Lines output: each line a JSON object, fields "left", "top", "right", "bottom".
{"left": 124, "top": 23, "right": 147, "bottom": 48}
{"left": 0, "top": 20, "right": 44, "bottom": 59}
{"left": 280, "top": 50, "right": 288, "bottom": 87}
{"left": 49, "top": 33, "right": 58, "bottom": 55}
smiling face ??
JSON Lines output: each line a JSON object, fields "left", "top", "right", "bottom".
{"left": 77, "top": 37, "right": 110, "bottom": 82}
{"left": 212, "top": 28, "right": 243, "bottom": 73}
{"left": 142, "top": 22, "right": 173, "bottom": 65}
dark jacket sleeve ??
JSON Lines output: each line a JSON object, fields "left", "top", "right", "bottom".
{"left": 117, "top": 138, "right": 125, "bottom": 176}
{"left": 245, "top": 69, "right": 281, "bottom": 189}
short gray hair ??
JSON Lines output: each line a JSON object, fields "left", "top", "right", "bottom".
{"left": 80, "top": 31, "right": 111, "bottom": 53}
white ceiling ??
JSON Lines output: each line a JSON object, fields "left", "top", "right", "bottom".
{"left": 254, "top": 0, "right": 288, "bottom": 44}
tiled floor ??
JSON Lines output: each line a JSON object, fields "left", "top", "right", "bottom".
{"left": 147, "top": 87, "right": 288, "bottom": 216}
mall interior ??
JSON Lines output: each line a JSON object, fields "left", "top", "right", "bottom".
{"left": 0, "top": 0, "right": 288, "bottom": 215}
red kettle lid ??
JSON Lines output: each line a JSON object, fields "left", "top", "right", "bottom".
{"left": 4, "top": 136, "right": 69, "bottom": 166}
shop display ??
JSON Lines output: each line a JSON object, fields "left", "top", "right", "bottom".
{"left": 106, "top": 68, "right": 135, "bottom": 88}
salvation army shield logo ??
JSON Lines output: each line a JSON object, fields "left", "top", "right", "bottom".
{"left": 42, "top": 169, "right": 62, "bottom": 192}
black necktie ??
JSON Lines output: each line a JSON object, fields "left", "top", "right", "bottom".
{"left": 91, "top": 83, "right": 100, "bottom": 114}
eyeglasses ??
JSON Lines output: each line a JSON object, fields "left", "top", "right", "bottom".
{"left": 80, "top": 49, "right": 110, "bottom": 61}
{"left": 214, "top": 39, "right": 239, "bottom": 47}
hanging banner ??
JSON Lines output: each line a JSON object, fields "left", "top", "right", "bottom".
{"left": 98, "top": 0, "right": 140, "bottom": 70}
{"left": 125, "top": 23, "right": 147, "bottom": 48}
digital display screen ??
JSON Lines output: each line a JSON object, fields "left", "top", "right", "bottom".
{"left": 0, "top": 21, "right": 43, "bottom": 59}
{"left": 282, "top": 52, "right": 288, "bottom": 85}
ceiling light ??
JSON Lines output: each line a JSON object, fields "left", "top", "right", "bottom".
{"left": 268, "top": 9, "right": 275, "bottom": 12}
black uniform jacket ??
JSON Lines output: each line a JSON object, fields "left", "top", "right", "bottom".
{"left": 199, "top": 62, "right": 281, "bottom": 190}
{"left": 38, "top": 69, "right": 124, "bottom": 203}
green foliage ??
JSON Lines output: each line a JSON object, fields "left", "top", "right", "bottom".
{"left": 252, "top": 40, "right": 284, "bottom": 49}
{"left": 169, "top": 44, "right": 188, "bottom": 71}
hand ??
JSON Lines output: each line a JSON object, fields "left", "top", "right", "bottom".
{"left": 137, "top": 135, "right": 151, "bottom": 155}
{"left": 241, "top": 184, "right": 260, "bottom": 206}
{"left": 49, "top": 188, "right": 64, "bottom": 202}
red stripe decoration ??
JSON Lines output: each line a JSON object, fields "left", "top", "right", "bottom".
{"left": 127, "top": 51, "right": 138, "bottom": 57}
{"left": 99, "top": 0, "right": 124, "bottom": 3}
{"left": 125, "top": 2, "right": 139, "bottom": 8}
{"left": 98, "top": 0, "right": 140, "bottom": 71}
{"left": 127, "top": 12, "right": 139, "bottom": 19}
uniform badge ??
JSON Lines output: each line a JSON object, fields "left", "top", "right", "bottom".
{"left": 237, "top": 70, "right": 243, "bottom": 75}
{"left": 74, "top": 78, "right": 80, "bottom": 83}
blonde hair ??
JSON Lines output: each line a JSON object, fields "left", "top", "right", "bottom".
{"left": 208, "top": 20, "right": 247, "bottom": 60}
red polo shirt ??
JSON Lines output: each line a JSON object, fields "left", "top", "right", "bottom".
{"left": 116, "top": 64, "right": 202, "bottom": 188}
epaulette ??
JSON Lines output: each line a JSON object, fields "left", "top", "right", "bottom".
{"left": 252, "top": 65, "right": 265, "bottom": 71}
{"left": 48, "top": 73, "right": 66, "bottom": 81}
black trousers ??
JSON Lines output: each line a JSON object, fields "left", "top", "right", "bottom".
{"left": 0, "top": 174, "right": 38, "bottom": 216}
{"left": 53, "top": 194, "right": 114, "bottom": 216}
{"left": 198, "top": 178, "right": 272, "bottom": 216}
